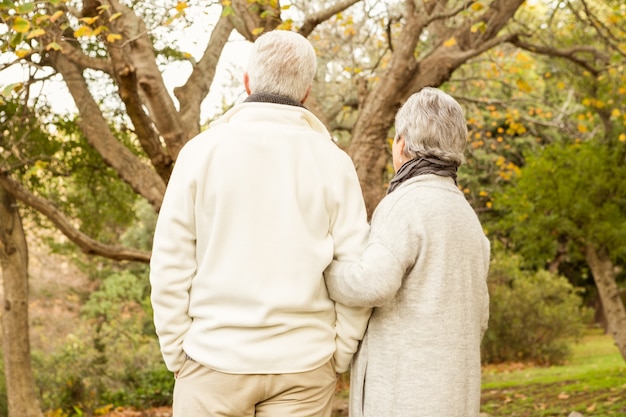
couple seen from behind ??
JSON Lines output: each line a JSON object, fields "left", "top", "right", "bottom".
{"left": 149, "top": 29, "right": 490, "bottom": 417}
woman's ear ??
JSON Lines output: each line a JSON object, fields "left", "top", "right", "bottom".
{"left": 397, "top": 136, "right": 406, "bottom": 160}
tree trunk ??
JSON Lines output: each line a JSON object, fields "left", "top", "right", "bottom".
{"left": 348, "top": 0, "right": 525, "bottom": 216}
{"left": 0, "top": 188, "right": 44, "bottom": 417}
{"left": 585, "top": 245, "right": 626, "bottom": 362}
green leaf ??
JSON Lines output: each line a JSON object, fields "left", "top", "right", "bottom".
{"left": 9, "top": 32, "right": 24, "bottom": 48}
{"left": 471, "top": 21, "right": 487, "bottom": 33}
{"left": 2, "top": 82, "right": 23, "bottom": 97}
{"left": 12, "top": 16, "right": 31, "bottom": 33}
{"left": 16, "top": 2, "right": 35, "bottom": 13}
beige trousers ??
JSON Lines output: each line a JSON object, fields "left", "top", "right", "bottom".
{"left": 172, "top": 358, "right": 336, "bottom": 417}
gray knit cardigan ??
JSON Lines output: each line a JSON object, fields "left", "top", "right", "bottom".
{"left": 325, "top": 174, "right": 490, "bottom": 417}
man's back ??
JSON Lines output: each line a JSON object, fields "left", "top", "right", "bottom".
{"left": 150, "top": 29, "right": 371, "bottom": 417}
{"left": 150, "top": 101, "right": 370, "bottom": 374}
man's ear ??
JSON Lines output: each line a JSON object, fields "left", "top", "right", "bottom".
{"left": 301, "top": 85, "right": 311, "bottom": 104}
{"left": 244, "top": 73, "right": 251, "bottom": 95}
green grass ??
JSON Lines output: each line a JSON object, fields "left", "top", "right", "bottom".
{"left": 481, "top": 328, "right": 626, "bottom": 416}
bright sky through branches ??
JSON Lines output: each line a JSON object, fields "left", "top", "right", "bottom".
{"left": 0, "top": 3, "right": 252, "bottom": 122}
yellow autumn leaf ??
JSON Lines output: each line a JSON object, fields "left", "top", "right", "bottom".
{"left": 252, "top": 27, "right": 265, "bottom": 36}
{"left": 612, "top": 108, "right": 621, "bottom": 118}
{"left": 277, "top": 20, "right": 293, "bottom": 31}
{"left": 93, "top": 26, "right": 107, "bottom": 36}
{"left": 344, "top": 26, "right": 356, "bottom": 36}
{"left": 619, "top": 134, "right": 626, "bottom": 142}
{"left": 443, "top": 37, "right": 457, "bottom": 47}
{"left": 46, "top": 42, "right": 62, "bottom": 51}
{"left": 12, "top": 17, "right": 31, "bottom": 33}
{"left": 74, "top": 25, "right": 93, "bottom": 37}
{"left": 109, "top": 12, "right": 122, "bottom": 22}
{"left": 516, "top": 78, "right": 532, "bottom": 93}
{"left": 15, "top": 49, "right": 31, "bottom": 58}
{"left": 577, "top": 124, "right": 588, "bottom": 133}
{"left": 35, "top": 14, "right": 50, "bottom": 25}
{"left": 80, "top": 16, "right": 99, "bottom": 25}
{"left": 107, "top": 33, "right": 123, "bottom": 43}
{"left": 175, "top": 2, "right": 188, "bottom": 12}
{"left": 27, "top": 28, "right": 46, "bottom": 39}
{"left": 50, "top": 10, "right": 64, "bottom": 22}
{"left": 471, "top": 21, "right": 486, "bottom": 33}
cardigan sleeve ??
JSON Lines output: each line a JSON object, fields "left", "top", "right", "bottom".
{"left": 328, "top": 152, "right": 373, "bottom": 372}
{"left": 325, "top": 194, "right": 419, "bottom": 307}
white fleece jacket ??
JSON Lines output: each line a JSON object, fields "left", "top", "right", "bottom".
{"left": 150, "top": 101, "right": 371, "bottom": 374}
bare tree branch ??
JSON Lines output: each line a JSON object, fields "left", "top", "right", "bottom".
{"left": 55, "top": 38, "right": 113, "bottom": 74}
{"left": 575, "top": 0, "right": 626, "bottom": 59}
{"left": 424, "top": 0, "right": 475, "bottom": 26}
{"left": 229, "top": 0, "right": 282, "bottom": 41}
{"left": 175, "top": 14, "right": 234, "bottom": 138}
{"left": 0, "top": 173, "right": 150, "bottom": 263}
{"left": 105, "top": 0, "right": 188, "bottom": 159}
{"left": 511, "top": 39, "right": 608, "bottom": 75}
{"left": 299, "top": 0, "right": 362, "bottom": 37}
{"left": 50, "top": 50, "right": 166, "bottom": 211}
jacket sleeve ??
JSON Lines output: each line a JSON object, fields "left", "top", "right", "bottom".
{"left": 149, "top": 148, "right": 198, "bottom": 373}
{"left": 328, "top": 153, "right": 372, "bottom": 373}
{"left": 325, "top": 196, "right": 419, "bottom": 308}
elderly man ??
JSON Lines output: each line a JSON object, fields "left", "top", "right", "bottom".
{"left": 150, "top": 30, "right": 371, "bottom": 417}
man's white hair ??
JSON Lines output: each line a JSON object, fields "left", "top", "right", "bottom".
{"left": 395, "top": 87, "right": 468, "bottom": 165}
{"left": 246, "top": 30, "right": 317, "bottom": 102}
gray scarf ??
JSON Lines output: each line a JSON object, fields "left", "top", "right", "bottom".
{"left": 387, "top": 157, "right": 458, "bottom": 194}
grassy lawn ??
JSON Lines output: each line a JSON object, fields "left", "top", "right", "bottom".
{"left": 481, "top": 328, "right": 626, "bottom": 416}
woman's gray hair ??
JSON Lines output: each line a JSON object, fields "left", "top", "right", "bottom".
{"left": 246, "top": 30, "right": 317, "bottom": 102}
{"left": 395, "top": 87, "right": 468, "bottom": 166}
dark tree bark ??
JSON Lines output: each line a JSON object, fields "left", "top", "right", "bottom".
{"left": 0, "top": 187, "right": 44, "bottom": 417}
{"left": 585, "top": 245, "right": 626, "bottom": 361}
{"left": 347, "top": 0, "right": 525, "bottom": 216}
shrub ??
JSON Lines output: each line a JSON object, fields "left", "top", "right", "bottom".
{"left": 33, "top": 269, "right": 172, "bottom": 415}
{"left": 481, "top": 247, "right": 593, "bottom": 365}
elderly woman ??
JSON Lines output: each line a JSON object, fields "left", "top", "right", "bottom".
{"left": 325, "top": 87, "right": 490, "bottom": 417}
